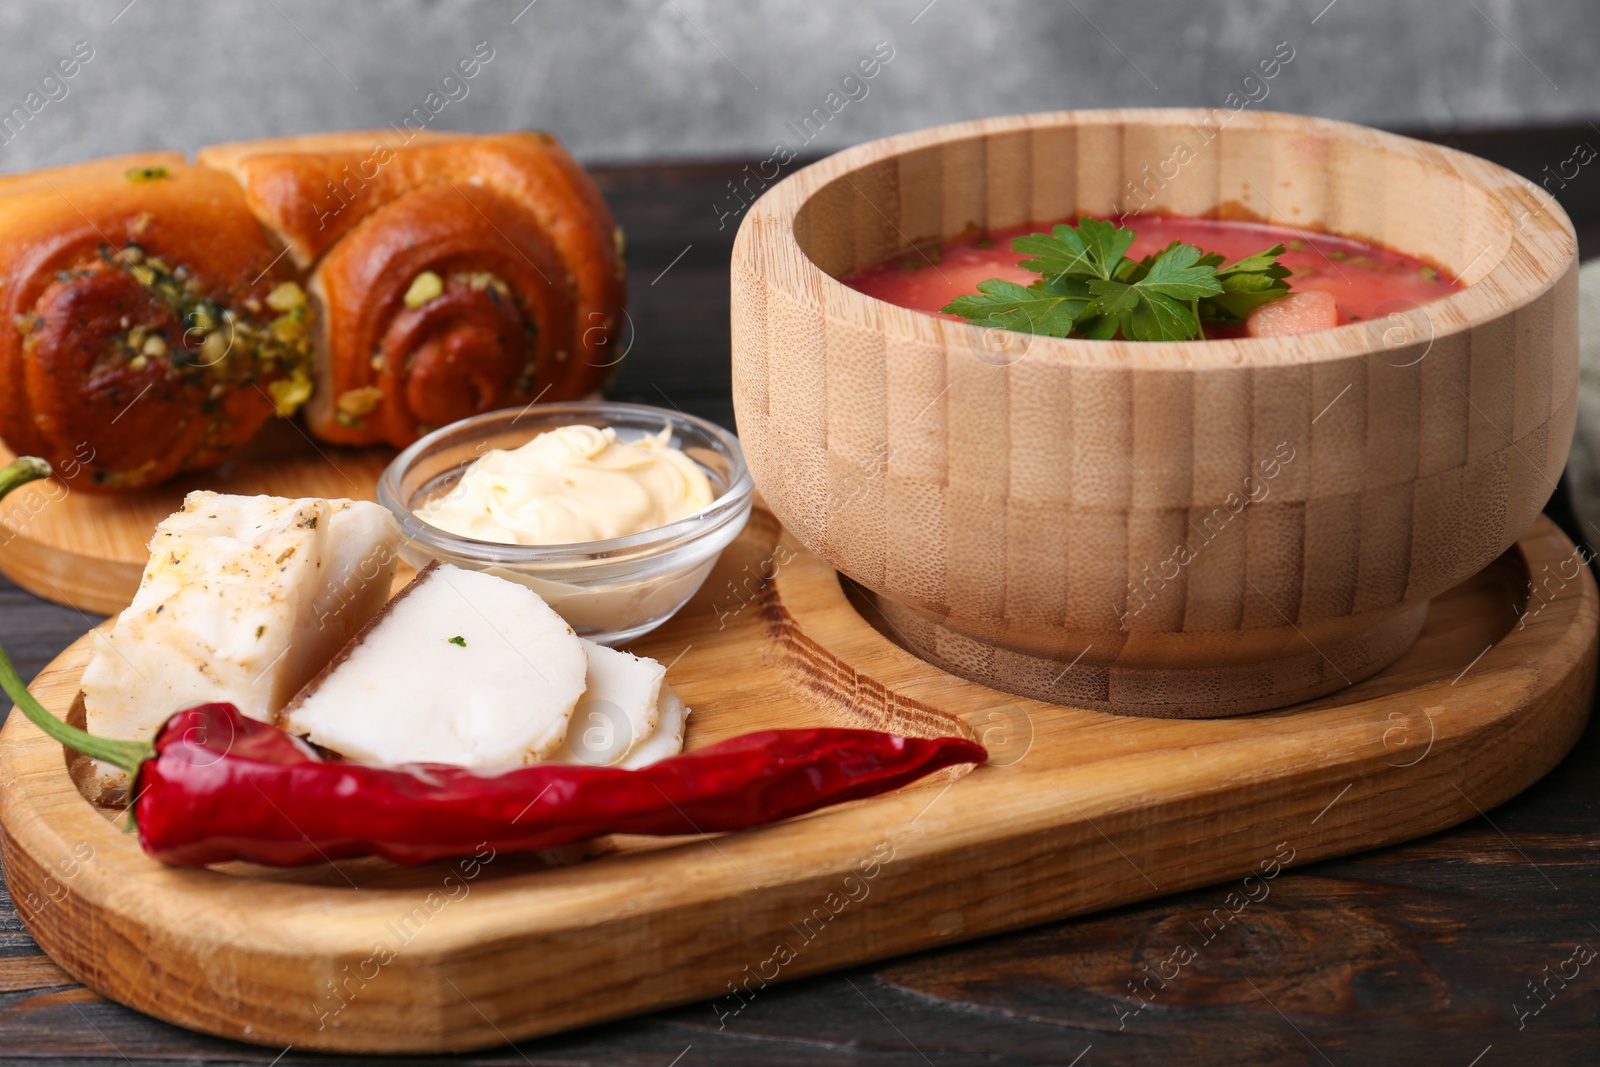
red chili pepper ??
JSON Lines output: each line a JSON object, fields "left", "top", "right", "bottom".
{"left": 0, "top": 620, "right": 986, "bottom": 868}
{"left": 132, "top": 704, "right": 983, "bottom": 866}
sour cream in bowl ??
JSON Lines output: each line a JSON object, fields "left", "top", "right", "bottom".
{"left": 379, "top": 403, "right": 753, "bottom": 644}
{"left": 418, "top": 424, "right": 715, "bottom": 546}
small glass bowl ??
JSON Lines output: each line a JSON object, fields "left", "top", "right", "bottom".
{"left": 377, "top": 402, "right": 753, "bottom": 645}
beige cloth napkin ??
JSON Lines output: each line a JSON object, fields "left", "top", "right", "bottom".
{"left": 1566, "top": 259, "right": 1600, "bottom": 546}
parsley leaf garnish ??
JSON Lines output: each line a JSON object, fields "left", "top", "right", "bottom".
{"left": 1086, "top": 242, "right": 1224, "bottom": 342}
{"left": 940, "top": 217, "right": 1291, "bottom": 341}
{"left": 1202, "top": 243, "right": 1293, "bottom": 324}
{"left": 942, "top": 277, "right": 1090, "bottom": 338}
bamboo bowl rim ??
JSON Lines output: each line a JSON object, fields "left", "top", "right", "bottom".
{"left": 739, "top": 108, "right": 1578, "bottom": 371}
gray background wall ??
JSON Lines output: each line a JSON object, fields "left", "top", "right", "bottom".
{"left": 0, "top": 0, "right": 1594, "bottom": 175}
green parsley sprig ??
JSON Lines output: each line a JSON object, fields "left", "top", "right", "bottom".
{"left": 941, "top": 217, "right": 1291, "bottom": 341}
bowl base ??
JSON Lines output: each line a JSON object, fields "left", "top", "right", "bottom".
{"left": 866, "top": 593, "right": 1431, "bottom": 718}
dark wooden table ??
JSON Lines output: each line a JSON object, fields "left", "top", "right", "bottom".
{"left": 3, "top": 126, "right": 1599, "bottom": 1066}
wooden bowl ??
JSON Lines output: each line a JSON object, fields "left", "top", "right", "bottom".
{"left": 730, "top": 108, "right": 1579, "bottom": 718}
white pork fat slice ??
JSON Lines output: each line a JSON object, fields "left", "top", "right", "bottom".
{"left": 552, "top": 639, "right": 665, "bottom": 766}
{"left": 280, "top": 563, "right": 589, "bottom": 768}
{"left": 315, "top": 498, "right": 406, "bottom": 651}
{"left": 80, "top": 491, "right": 401, "bottom": 745}
{"left": 619, "top": 684, "right": 690, "bottom": 769}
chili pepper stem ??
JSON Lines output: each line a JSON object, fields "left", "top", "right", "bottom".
{"left": 0, "top": 455, "right": 51, "bottom": 497}
{"left": 0, "top": 457, "right": 154, "bottom": 774}
{"left": 0, "top": 635, "right": 154, "bottom": 773}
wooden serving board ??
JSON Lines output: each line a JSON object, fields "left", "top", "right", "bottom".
{"left": 0, "top": 423, "right": 397, "bottom": 616}
{"left": 0, "top": 509, "right": 1593, "bottom": 1053}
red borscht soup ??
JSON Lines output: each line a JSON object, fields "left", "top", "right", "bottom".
{"left": 841, "top": 216, "right": 1461, "bottom": 339}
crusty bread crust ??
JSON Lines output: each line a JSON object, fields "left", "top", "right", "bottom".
{"left": 0, "top": 157, "right": 292, "bottom": 488}
{"left": 0, "top": 150, "right": 188, "bottom": 195}
{"left": 206, "top": 131, "right": 623, "bottom": 447}
{"left": 196, "top": 129, "right": 463, "bottom": 178}
{"left": 0, "top": 130, "right": 626, "bottom": 479}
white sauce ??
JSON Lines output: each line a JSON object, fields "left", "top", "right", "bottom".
{"left": 420, "top": 424, "right": 714, "bottom": 545}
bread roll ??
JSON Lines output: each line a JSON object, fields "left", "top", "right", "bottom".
{"left": 0, "top": 154, "right": 311, "bottom": 490}
{"left": 199, "top": 131, "right": 626, "bottom": 446}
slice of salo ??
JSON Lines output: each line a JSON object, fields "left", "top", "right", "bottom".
{"left": 280, "top": 562, "right": 588, "bottom": 768}
{"left": 618, "top": 684, "right": 690, "bottom": 769}
{"left": 81, "top": 491, "right": 399, "bottom": 743}
{"left": 552, "top": 640, "right": 665, "bottom": 766}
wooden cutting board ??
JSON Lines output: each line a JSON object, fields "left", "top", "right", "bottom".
{"left": 0, "top": 423, "right": 397, "bottom": 615}
{"left": 0, "top": 500, "right": 1592, "bottom": 1053}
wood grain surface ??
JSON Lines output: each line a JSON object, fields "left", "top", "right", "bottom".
{"left": 731, "top": 109, "right": 1580, "bottom": 717}
{"left": 0, "top": 503, "right": 1593, "bottom": 1052}
{"left": 0, "top": 145, "right": 1597, "bottom": 1066}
